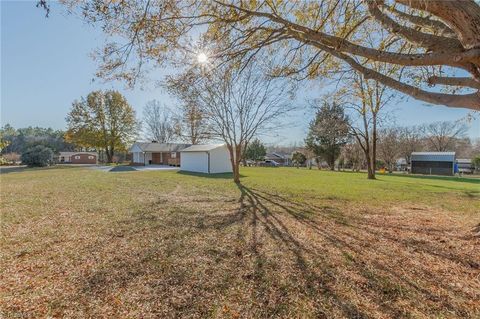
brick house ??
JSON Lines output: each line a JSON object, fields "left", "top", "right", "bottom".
{"left": 57, "top": 152, "right": 98, "bottom": 164}
{"left": 129, "top": 142, "right": 191, "bottom": 166}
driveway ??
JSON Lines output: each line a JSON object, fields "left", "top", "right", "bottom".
{"left": 135, "top": 165, "right": 179, "bottom": 171}
{"left": 88, "top": 164, "right": 179, "bottom": 172}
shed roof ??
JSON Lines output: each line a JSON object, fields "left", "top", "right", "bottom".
{"left": 181, "top": 144, "right": 226, "bottom": 152}
{"left": 411, "top": 152, "right": 455, "bottom": 162}
{"left": 130, "top": 142, "right": 191, "bottom": 152}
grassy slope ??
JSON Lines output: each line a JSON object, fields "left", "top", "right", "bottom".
{"left": 1, "top": 167, "right": 479, "bottom": 318}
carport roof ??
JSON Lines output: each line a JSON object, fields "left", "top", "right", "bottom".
{"left": 181, "top": 144, "right": 226, "bottom": 152}
{"left": 130, "top": 142, "right": 191, "bottom": 152}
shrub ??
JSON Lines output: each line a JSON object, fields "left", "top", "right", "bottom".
{"left": 0, "top": 157, "right": 9, "bottom": 166}
{"left": 21, "top": 145, "right": 54, "bottom": 167}
{"left": 292, "top": 151, "right": 307, "bottom": 168}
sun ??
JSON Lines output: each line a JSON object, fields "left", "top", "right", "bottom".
{"left": 197, "top": 52, "right": 208, "bottom": 64}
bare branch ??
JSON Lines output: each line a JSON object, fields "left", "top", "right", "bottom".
{"left": 428, "top": 76, "right": 480, "bottom": 90}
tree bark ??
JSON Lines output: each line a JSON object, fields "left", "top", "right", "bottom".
{"left": 371, "top": 114, "right": 377, "bottom": 180}
{"left": 105, "top": 147, "right": 114, "bottom": 163}
{"left": 227, "top": 144, "right": 241, "bottom": 183}
{"left": 395, "top": 0, "right": 480, "bottom": 49}
{"left": 234, "top": 145, "right": 242, "bottom": 183}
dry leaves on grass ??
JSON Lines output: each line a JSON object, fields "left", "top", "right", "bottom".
{"left": 1, "top": 169, "right": 479, "bottom": 318}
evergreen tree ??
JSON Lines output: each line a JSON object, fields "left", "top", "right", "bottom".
{"left": 305, "top": 102, "right": 349, "bottom": 170}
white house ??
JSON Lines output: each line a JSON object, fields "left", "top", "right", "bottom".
{"left": 180, "top": 144, "right": 232, "bottom": 174}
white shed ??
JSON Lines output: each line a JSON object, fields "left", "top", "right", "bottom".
{"left": 180, "top": 144, "right": 232, "bottom": 174}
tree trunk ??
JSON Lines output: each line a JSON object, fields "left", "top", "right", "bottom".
{"left": 233, "top": 161, "right": 241, "bottom": 183}
{"left": 370, "top": 114, "right": 378, "bottom": 179}
{"left": 366, "top": 154, "right": 375, "bottom": 179}
{"left": 364, "top": 142, "right": 376, "bottom": 180}
{"left": 227, "top": 144, "right": 242, "bottom": 183}
{"left": 234, "top": 146, "right": 242, "bottom": 183}
{"left": 105, "top": 148, "right": 114, "bottom": 163}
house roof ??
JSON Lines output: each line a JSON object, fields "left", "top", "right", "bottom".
{"left": 411, "top": 152, "right": 455, "bottom": 162}
{"left": 265, "top": 153, "right": 285, "bottom": 159}
{"left": 130, "top": 142, "right": 191, "bottom": 152}
{"left": 58, "top": 152, "right": 97, "bottom": 156}
{"left": 180, "top": 144, "right": 226, "bottom": 152}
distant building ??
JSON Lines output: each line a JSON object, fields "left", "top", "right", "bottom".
{"left": 396, "top": 158, "right": 408, "bottom": 171}
{"left": 264, "top": 152, "right": 291, "bottom": 166}
{"left": 410, "top": 152, "right": 455, "bottom": 176}
{"left": 456, "top": 159, "right": 474, "bottom": 174}
{"left": 129, "top": 142, "right": 191, "bottom": 166}
{"left": 56, "top": 152, "right": 98, "bottom": 164}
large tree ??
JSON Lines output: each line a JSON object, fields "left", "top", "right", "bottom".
{"left": 422, "top": 120, "right": 468, "bottom": 152}
{"left": 173, "top": 102, "right": 211, "bottom": 145}
{"left": 344, "top": 69, "right": 395, "bottom": 179}
{"left": 143, "top": 100, "right": 175, "bottom": 143}
{"left": 398, "top": 125, "right": 423, "bottom": 165}
{"left": 52, "top": 0, "right": 480, "bottom": 110}
{"left": 167, "top": 61, "right": 290, "bottom": 183}
{"left": 377, "top": 127, "right": 401, "bottom": 173}
{"left": 66, "top": 90, "right": 139, "bottom": 163}
{"left": 305, "top": 102, "right": 350, "bottom": 170}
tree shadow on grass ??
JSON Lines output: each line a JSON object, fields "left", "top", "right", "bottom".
{"left": 233, "top": 184, "right": 371, "bottom": 318}
{"left": 72, "top": 183, "right": 478, "bottom": 318}
{"left": 230, "top": 184, "right": 478, "bottom": 318}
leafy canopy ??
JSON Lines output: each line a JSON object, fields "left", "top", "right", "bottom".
{"left": 305, "top": 102, "right": 350, "bottom": 169}
{"left": 245, "top": 138, "right": 267, "bottom": 161}
{"left": 56, "top": 0, "right": 480, "bottom": 110}
{"left": 66, "top": 90, "right": 138, "bottom": 161}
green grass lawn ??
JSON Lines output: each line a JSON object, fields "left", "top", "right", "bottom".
{"left": 1, "top": 166, "right": 479, "bottom": 318}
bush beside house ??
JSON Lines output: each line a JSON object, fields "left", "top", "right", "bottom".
{"left": 21, "top": 145, "right": 54, "bottom": 167}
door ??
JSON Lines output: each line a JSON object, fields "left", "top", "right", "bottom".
{"left": 152, "top": 153, "right": 161, "bottom": 164}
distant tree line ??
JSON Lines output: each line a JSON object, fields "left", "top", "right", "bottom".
{"left": 308, "top": 116, "right": 478, "bottom": 175}
{"left": 301, "top": 95, "right": 478, "bottom": 178}
{"left": 0, "top": 125, "right": 73, "bottom": 166}
{"left": 0, "top": 125, "right": 75, "bottom": 155}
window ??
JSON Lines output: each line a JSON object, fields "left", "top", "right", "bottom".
{"left": 171, "top": 152, "right": 177, "bottom": 158}
{"left": 75, "top": 156, "right": 80, "bottom": 159}
{"left": 88, "top": 156, "right": 94, "bottom": 159}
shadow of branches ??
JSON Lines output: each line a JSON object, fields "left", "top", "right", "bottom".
{"left": 72, "top": 183, "right": 479, "bottom": 318}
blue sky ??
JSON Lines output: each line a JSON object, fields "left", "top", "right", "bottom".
{"left": 1, "top": 1, "right": 479, "bottom": 144}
